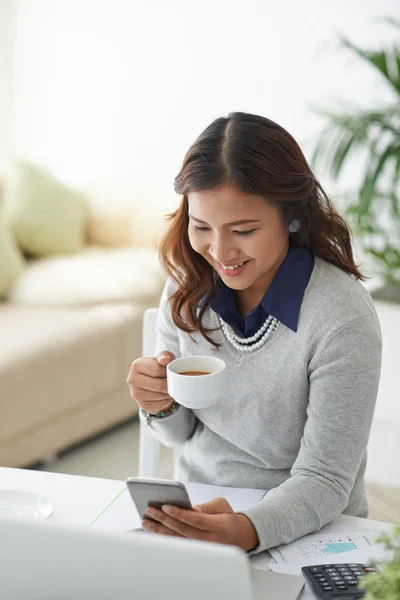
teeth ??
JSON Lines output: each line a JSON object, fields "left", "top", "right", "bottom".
{"left": 223, "top": 261, "right": 245, "bottom": 271}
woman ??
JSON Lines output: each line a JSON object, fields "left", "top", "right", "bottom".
{"left": 127, "top": 112, "right": 382, "bottom": 554}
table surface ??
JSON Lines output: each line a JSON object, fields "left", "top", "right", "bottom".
{"left": 0, "top": 466, "right": 392, "bottom": 572}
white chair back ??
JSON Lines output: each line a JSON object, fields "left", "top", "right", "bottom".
{"left": 138, "top": 308, "right": 161, "bottom": 477}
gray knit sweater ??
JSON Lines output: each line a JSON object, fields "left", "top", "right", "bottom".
{"left": 143, "top": 256, "right": 382, "bottom": 553}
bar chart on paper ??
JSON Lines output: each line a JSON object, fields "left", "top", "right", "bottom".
{"left": 269, "top": 530, "right": 384, "bottom": 564}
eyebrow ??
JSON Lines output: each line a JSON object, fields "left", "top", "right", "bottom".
{"left": 189, "top": 215, "right": 261, "bottom": 227}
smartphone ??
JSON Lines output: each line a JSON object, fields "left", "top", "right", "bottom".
{"left": 126, "top": 477, "right": 193, "bottom": 522}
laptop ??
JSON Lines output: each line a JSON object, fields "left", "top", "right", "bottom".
{"left": 0, "top": 516, "right": 304, "bottom": 600}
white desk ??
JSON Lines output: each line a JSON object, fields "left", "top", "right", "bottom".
{"left": 0, "top": 466, "right": 392, "bottom": 572}
{"left": 0, "top": 466, "right": 122, "bottom": 526}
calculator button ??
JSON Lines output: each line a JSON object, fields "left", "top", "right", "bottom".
{"left": 346, "top": 580, "right": 358, "bottom": 586}
{"left": 363, "top": 567, "right": 376, "bottom": 573}
{"left": 336, "top": 584, "right": 348, "bottom": 590}
{"left": 321, "top": 585, "right": 333, "bottom": 591}
{"left": 310, "top": 567, "right": 321, "bottom": 573}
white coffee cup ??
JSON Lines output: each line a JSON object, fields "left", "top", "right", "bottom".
{"left": 166, "top": 356, "right": 226, "bottom": 409}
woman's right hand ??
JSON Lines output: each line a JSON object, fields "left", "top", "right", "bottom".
{"left": 127, "top": 351, "right": 176, "bottom": 414}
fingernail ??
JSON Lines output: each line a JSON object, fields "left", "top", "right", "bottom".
{"left": 162, "top": 505, "right": 173, "bottom": 515}
{"left": 146, "top": 508, "right": 156, "bottom": 517}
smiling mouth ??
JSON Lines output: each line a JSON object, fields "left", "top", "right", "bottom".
{"left": 217, "top": 259, "right": 250, "bottom": 276}
{"left": 220, "top": 261, "right": 248, "bottom": 270}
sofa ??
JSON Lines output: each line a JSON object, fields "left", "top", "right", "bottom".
{"left": 0, "top": 163, "right": 166, "bottom": 467}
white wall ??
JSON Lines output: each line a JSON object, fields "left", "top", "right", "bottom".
{"left": 365, "top": 301, "right": 400, "bottom": 486}
{"left": 0, "top": 0, "right": 13, "bottom": 171}
{"left": 7, "top": 0, "right": 400, "bottom": 243}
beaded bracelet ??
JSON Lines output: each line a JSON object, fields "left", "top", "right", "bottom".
{"left": 144, "top": 401, "right": 180, "bottom": 426}
{"left": 152, "top": 401, "right": 180, "bottom": 419}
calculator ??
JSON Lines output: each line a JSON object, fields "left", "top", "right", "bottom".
{"left": 301, "top": 563, "right": 378, "bottom": 598}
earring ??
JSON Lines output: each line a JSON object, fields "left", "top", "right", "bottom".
{"left": 288, "top": 219, "right": 301, "bottom": 233}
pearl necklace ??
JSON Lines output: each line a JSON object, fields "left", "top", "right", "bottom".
{"left": 219, "top": 315, "right": 280, "bottom": 352}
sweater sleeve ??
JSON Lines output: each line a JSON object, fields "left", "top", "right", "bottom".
{"left": 144, "top": 279, "right": 197, "bottom": 448}
{"left": 240, "top": 312, "right": 382, "bottom": 553}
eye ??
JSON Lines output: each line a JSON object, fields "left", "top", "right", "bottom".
{"left": 194, "top": 225, "right": 210, "bottom": 232}
{"left": 233, "top": 229, "right": 257, "bottom": 236}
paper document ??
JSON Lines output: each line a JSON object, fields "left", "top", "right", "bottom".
{"left": 269, "top": 529, "right": 386, "bottom": 565}
{"left": 269, "top": 540, "right": 391, "bottom": 600}
{"left": 91, "top": 482, "right": 266, "bottom": 532}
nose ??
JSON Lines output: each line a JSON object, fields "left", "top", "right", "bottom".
{"left": 209, "top": 233, "right": 240, "bottom": 265}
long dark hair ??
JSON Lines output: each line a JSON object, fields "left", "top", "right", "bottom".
{"left": 159, "top": 112, "right": 363, "bottom": 346}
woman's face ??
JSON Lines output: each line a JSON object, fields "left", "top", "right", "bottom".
{"left": 187, "top": 184, "right": 289, "bottom": 299}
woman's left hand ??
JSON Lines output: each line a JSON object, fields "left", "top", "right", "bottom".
{"left": 142, "top": 497, "right": 259, "bottom": 552}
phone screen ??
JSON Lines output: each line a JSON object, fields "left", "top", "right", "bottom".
{"left": 126, "top": 478, "right": 193, "bottom": 521}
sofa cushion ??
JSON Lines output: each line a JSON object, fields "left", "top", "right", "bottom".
{"left": 0, "top": 302, "right": 147, "bottom": 442}
{"left": 0, "top": 206, "right": 26, "bottom": 297}
{"left": 4, "top": 162, "right": 88, "bottom": 256}
{"left": 8, "top": 247, "right": 166, "bottom": 305}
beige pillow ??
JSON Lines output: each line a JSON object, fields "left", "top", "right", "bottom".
{"left": 8, "top": 247, "right": 166, "bottom": 305}
{"left": 0, "top": 205, "right": 25, "bottom": 297}
{"left": 4, "top": 162, "right": 88, "bottom": 256}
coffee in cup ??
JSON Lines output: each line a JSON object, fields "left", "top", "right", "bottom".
{"left": 178, "top": 371, "right": 211, "bottom": 376}
{"left": 167, "top": 356, "right": 226, "bottom": 409}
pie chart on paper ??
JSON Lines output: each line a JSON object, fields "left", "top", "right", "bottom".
{"left": 268, "top": 530, "right": 384, "bottom": 563}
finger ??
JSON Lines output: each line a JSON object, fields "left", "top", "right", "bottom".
{"left": 144, "top": 509, "right": 212, "bottom": 539}
{"left": 142, "top": 519, "right": 182, "bottom": 537}
{"left": 160, "top": 505, "right": 218, "bottom": 532}
{"left": 157, "top": 351, "right": 176, "bottom": 366}
{"left": 194, "top": 497, "right": 234, "bottom": 515}
{"left": 134, "top": 373, "right": 169, "bottom": 394}
{"left": 131, "top": 358, "right": 167, "bottom": 380}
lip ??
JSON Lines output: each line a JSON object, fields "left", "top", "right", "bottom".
{"left": 218, "top": 260, "right": 250, "bottom": 277}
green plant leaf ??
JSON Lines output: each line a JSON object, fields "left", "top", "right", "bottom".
{"left": 360, "top": 527, "right": 400, "bottom": 600}
{"left": 389, "top": 195, "right": 400, "bottom": 235}
{"left": 331, "top": 132, "right": 359, "bottom": 178}
{"left": 377, "top": 17, "right": 400, "bottom": 30}
{"left": 311, "top": 105, "right": 400, "bottom": 179}
{"left": 339, "top": 36, "right": 400, "bottom": 95}
{"left": 316, "top": 107, "right": 400, "bottom": 139}
{"left": 311, "top": 23, "right": 400, "bottom": 287}
{"left": 358, "top": 142, "right": 400, "bottom": 215}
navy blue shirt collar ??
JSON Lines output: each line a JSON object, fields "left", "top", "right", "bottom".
{"left": 210, "top": 245, "right": 314, "bottom": 336}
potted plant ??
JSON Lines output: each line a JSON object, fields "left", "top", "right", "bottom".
{"left": 311, "top": 18, "right": 400, "bottom": 303}
{"left": 360, "top": 526, "right": 400, "bottom": 599}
